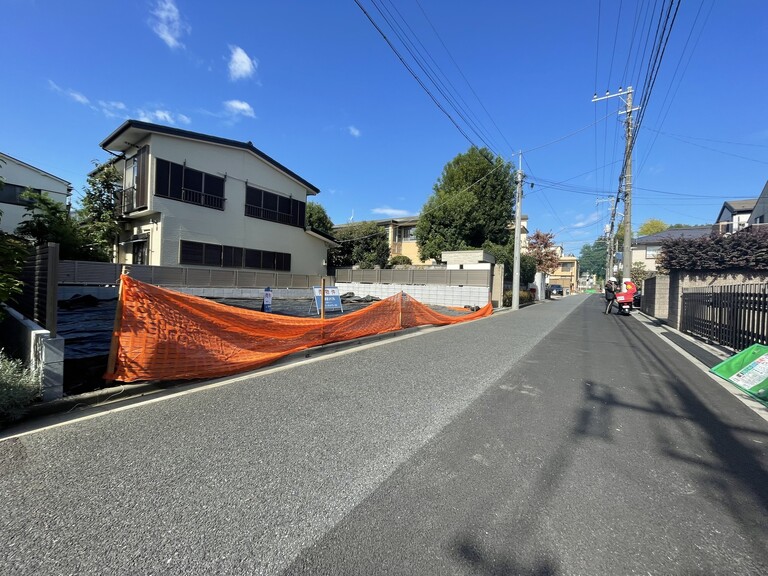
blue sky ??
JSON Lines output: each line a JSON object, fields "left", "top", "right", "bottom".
{"left": 2, "top": 0, "right": 766, "bottom": 255}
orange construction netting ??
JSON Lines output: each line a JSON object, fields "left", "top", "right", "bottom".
{"left": 104, "top": 274, "right": 493, "bottom": 383}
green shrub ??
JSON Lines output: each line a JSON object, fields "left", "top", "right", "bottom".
{"left": 388, "top": 255, "right": 412, "bottom": 267}
{"left": 503, "top": 289, "right": 534, "bottom": 307}
{"left": 0, "top": 350, "right": 39, "bottom": 427}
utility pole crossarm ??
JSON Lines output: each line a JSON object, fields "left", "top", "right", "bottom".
{"left": 592, "top": 86, "right": 637, "bottom": 280}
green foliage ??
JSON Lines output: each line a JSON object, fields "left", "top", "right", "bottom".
{"left": 658, "top": 227, "right": 768, "bottom": 272}
{"left": 387, "top": 255, "right": 412, "bottom": 267}
{"left": 329, "top": 221, "right": 390, "bottom": 269}
{"left": 306, "top": 201, "right": 335, "bottom": 235}
{"left": 416, "top": 147, "right": 515, "bottom": 262}
{"left": 520, "top": 253, "right": 537, "bottom": 284}
{"left": 637, "top": 218, "right": 668, "bottom": 236}
{"left": 579, "top": 239, "right": 607, "bottom": 279}
{"left": 480, "top": 239, "right": 535, "bottom": 283}
{"left": 502, "top": 289, "right": 534, "bottom": 307}
{"left": 0, "top": 232, "right": 30, "bottom": 311}
{"left": 631, "top": 261, "right": 650, "bottom": 286}
{"left": 527, "top": 230, "right": 560, "bottom": 275}
{"left": 0, "top": 350, "right": 39, "bottom": 427}
{"left": 15, "top": 190, "right": 89, "bottom": 260}
{"left": 76, "top": 162, "right": 122, "bottom": 261}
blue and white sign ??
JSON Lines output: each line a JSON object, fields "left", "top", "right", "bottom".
{"left": 312, "top": 285, "right": 343, "bottom": 314}
{"left": 262, "top": 286, "right": 273, "bottom": 313}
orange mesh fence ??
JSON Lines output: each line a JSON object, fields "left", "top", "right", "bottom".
{"left": 104, "top": 274, "right": 493, "bottom": 383}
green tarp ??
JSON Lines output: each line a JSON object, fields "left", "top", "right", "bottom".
{"left": 710, "top": 344, "right": 768, "bottom": 405}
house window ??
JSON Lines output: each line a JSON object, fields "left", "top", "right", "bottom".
{"left": 181, "top": 240, "right": 290, "bottom": 271}
{"left": 397, "top": 226, "right": 416, "bottom": 242}
{"left": 245, "top": 185, "right": 306, "bottom": 228}
{"left": 646, "top": 245, "right": 660, "bottom": 259}
{"left": 155, "top": 158, "right": 226, "bottom": 210}
{"left": 121, "top": 146, "right": 149, "bottom": 213}
{"left": 0, "top": 183, "right": 39, "bottom": 206}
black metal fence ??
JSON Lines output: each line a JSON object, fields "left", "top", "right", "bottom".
{"left": 681, "top": 284, "right": 768, "bottom": 350}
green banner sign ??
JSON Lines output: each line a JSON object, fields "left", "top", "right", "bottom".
{"left": 710, "top": 344, "right": 768, "bottom": 405}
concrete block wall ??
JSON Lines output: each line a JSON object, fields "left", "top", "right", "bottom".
{"left": 336, "top": 282, "right": 489, "bottom": 308}
{"left": 0, "top": 305, "right": 64, "bottom": 401}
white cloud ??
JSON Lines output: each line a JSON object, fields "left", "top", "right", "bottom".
{"left": 150, "top": 0, "right": 190, "bottom": 49}
{"left": 571, "top": 212, "right": 602, "bottom": 229}
{"left": 348, "top": 125, "right": 361, "bottom": 138}
{"left": 97, "top": 100, "right": 128, "bottom": 118}
{"left": 372, "top": 206, "right": 411, "bottom": 218}
{"left": 137, "top": 109, "right": 180, "bottom": 124}
{"left": 223, "top": 99, "right": 255, "bottom": 118}
{"left": 177, "top": 113, "right": 192, "bottom": 125}
{"left": 228, "top": 46, "right": 258, "bottom": 81}
{"left": 68, "top": 91, "right": 89, "bottom": 105}
{"left": 48, "top": 80, "right": 91, "bottom": 106}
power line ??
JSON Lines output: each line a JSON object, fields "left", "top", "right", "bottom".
{"left": 352, "top": 0, "right": 479, "bottom": 151}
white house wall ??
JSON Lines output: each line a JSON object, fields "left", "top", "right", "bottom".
{"left": 0, "top": 153, "right": 70, "bottom": 233}
{"left": 118, "top": 133, "right": 327, "bottom": 275}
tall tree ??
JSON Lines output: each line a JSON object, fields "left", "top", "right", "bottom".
{"left": 329, "top": 221, "right": 390, "bottom": 269}
{"left": 77, "top": 162, "right": 122, "bottom": 261}
{"left": 305, "top": 201, "right": 334, "bottom": 235}
{"left": 637, "top": 218, "right": 668, "bottom": 236}
{"left": 579, "top": 238, "right": 607, "bottom": 280}
{"left": 527, "top": 230, "right": 560, "bottom": 275}
{"left": 416, "top": 147, "right": 514, "bottom": 262}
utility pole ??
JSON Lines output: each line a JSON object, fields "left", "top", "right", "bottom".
{"left": 596, "top": 196, "right": 615, "bottom": 280}
{"left": 511, "top": 151, "right": 523, "bottom": 311}
{"left": 592, "top": 86, "right": 638, "bottom": 281}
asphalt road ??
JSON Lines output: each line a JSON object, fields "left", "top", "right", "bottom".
{"left": 2, "top": 295, "right": 766, "bottom": 575}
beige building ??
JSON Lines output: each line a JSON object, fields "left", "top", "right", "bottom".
{"left": 549, "top": 253, "right": 579, "bottom": 294}
{"left": 100, "top": 120, "right": 336, "bottom": 275}
{"left": 0, "top": 152, "right": 72, "bottom": 234}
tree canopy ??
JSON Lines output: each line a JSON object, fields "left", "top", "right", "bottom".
{"left": 15, "top": 190, "right": 90, "bottom": 260}
{"left": 329, "top": 221, "right": 390, "bottom": 269}
{"left": 306, "top": 201, "right": 334, "bottom": 235}
{"left": 416, "top": 146, "right": 515, "bottom": 263}
{"left": 527, "top": 230, "right": 560, "bottom": 275}
{"left": 76, "top": 161, "right": 122, "bottom": 261}
{"left": 637, "top": 218, "right": 668, "bottom": 236}
{"left": 579, "top": 238, "right": 607, "bottom": 280}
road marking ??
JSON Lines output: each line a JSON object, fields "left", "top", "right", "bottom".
{"left": 1, "top": 322, "right": 456, "bottom": 442}
{"left": 632, "top": 313, "right": 768, "bottom": 423}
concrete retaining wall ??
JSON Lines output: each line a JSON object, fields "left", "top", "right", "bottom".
{"left": 0, "top": 306, "right": 64, "bottom": 401}
{"left": 336, "top": 281, "right": 489, "bottom": 308}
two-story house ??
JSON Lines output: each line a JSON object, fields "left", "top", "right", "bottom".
{"left": 748, "top": 181, "right": 768, "bottom": 228}
{"left": 0, "top": 152, "right": 72, "bottom": 234}
{"left": 99, "top": 120, "right": 335, "bottom": 276}
{"left": 549, "top": 249, "right": 579, "bottom": 294}
{"left": 715, "top": 199, "right": 757, "bottom": 234}
{"left": 631, "top": 226, "right": 713, "bottom": 273}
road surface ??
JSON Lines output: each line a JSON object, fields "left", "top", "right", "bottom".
{"left": 2, "top": 294, "right": 766, "bottom": 575}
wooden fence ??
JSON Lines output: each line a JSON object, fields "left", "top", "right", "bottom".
{"left": 681, "top": 284, "right": 768, "bottom": 350}
{"left": 17, "top": 243, "right": 59, "bottom": 335}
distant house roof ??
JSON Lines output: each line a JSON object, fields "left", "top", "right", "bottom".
{"left": 633, "top": 226, "right": 712, "bottom": 246}
{"left": 716, "top": 199, "right": 757, "bottom": 223}
{"left": 100, "top": 120, "right": 320, "bottom": 194}
{"left": 0, "top": 152, "right": 72, "bottom": 190}
{"left": 305, "top": 227, "right": 340, "bottom": 247}
{"left": 334, "top": 216, "right": 420, "bottom": 230}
